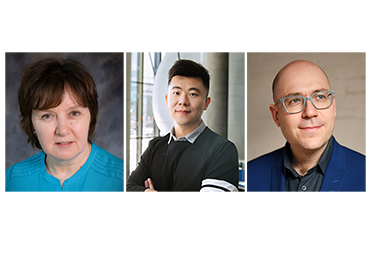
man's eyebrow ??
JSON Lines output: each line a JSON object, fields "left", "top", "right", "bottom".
{"left": 189, "top": 87, "right": 201, "bottom": 92}
{"left": 284, "top": 88, "right": 329, "bottom": 97}
{"left": 171, "top": 86, "right": 201, "bottom": 92}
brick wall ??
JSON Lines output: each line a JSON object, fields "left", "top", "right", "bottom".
{"left": 247, "top": 52, "right": 365, "bottom": 161}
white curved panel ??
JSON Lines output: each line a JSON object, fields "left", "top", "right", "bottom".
{"left": 152, "top": 52, "right": 201, "bottom": 135}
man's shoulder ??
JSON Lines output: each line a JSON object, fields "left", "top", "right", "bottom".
{"left": 333, "top": 139, "right": 365, "bottom": 162}
{"left": 202, "top": 127, "right": 226, "bottom": 139}
{"left": 333, "top": 141, "right": 366, "bottom": 175}
{"left": 339, "top": 143, "right": 365, "bottom": 159}
{"left": 198, "top": 127, "right": 235, "bottom": 146}
{"left": 247, "top": 147, "right": 285, "bottom": 191}
{"left": 248, "top": 147, "right": 285, "bottom": 167}
{"left": 146, "top": 134, "right": 171, "bottom": 150}
{"left": 247, "top": 147, "right": 285, "bottom": 181}
{"left": 326, "top": 138, "right": 365, "bottom": 191}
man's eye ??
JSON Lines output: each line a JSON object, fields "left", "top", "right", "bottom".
{"left": 288, "top": 98, "right": 300, "bottom": 104}
{"left": 189, "top": 93, "right": 198, "bottom": 97}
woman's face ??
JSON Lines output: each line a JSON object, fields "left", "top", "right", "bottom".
{"left": 31, "top": 86, "right": 91, "bottom": 163}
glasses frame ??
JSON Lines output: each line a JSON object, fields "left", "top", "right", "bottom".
{"left": 275, "top": 90, "right": 335, "bottom": 114}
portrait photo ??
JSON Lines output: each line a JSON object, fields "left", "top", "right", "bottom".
{"left": 6, "top": 52, "right": 124, "bottom": 191}
{"left": 247, "top": 52, "right": 365, "bottom": 192}
{"left": 126, "top": 52, "right": 245, "bottom": 191}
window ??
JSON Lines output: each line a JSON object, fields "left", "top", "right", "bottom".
{"left": 129, "top": 52, "right": 161, "bottom": 174}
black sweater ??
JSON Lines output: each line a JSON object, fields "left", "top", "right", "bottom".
{"left": 126, "top": 127, "right": 239, "bottom": 191}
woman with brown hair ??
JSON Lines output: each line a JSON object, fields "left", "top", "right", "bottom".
{"left": 6, "top": 58, "right": 123, "bottom": 191}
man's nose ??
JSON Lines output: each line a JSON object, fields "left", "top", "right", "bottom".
{"left": 301, "top": 99, "right": 318, "bottom": 118}
{"left": 178, "top": 93, "right": 189, "bottom": 106}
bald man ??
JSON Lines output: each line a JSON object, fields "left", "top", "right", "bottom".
{"left": 247, "top": 60, "right": 365, "bottom": 192}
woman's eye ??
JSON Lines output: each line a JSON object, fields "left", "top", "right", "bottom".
{"left": 41, "top": 114, "right": 53, "bottom": 120}
{"left": 70, "top": 111, "right": 80, "bottom": 117}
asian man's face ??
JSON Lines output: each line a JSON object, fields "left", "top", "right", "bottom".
{"left": 166, "top": 75, "right": 211, "bottom": 133}
{"left": 269, "top": 60, "right": 336, "bottom": 154}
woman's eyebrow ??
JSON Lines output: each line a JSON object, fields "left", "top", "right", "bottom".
{"left": 34, "top": 105, "right": 84, "bottom": 112}
{"left": 67, "top": 105, "right": 84, "bottom": 110}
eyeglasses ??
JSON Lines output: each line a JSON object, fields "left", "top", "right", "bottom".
{"left": 275, "top": 90, "right": 335, "bottom": 114}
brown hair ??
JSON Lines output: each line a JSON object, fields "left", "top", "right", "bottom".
{"left": 18, "top": 58, "right": 98, "bottom": 150}
{"left": 168, "top": 59, "right": 210, "bottom": 96}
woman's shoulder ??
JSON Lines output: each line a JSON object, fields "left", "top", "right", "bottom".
{"left": 6, "top": 152, "right": 45, "bottom": 181}
{"left": 92, "top": 143, "right": 123, "bottom": 163}
{"left": 90, "top": 143, "right": 123, "bottom": 179}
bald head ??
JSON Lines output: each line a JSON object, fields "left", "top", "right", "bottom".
{"left": 272, "top": 60, "right": 331, "bottom": 102}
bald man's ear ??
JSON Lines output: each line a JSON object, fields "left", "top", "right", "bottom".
{"left": 269, "top": 104, "right": 281, "bottom": 127}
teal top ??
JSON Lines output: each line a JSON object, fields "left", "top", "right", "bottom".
{"left": 6, "top": 142, "right": 123, "bottom": 192}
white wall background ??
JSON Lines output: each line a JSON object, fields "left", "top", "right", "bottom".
{"left": 247, "top": 52, "right": 365, "bottom": 161}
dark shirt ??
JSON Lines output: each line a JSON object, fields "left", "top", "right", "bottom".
{"left": 126, "top": 127, "right": 239, "bottom": 191}
{"left": 284, "top": 136, "right": 334, "bottom": 191}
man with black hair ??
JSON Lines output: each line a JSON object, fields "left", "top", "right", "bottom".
{"left": 126, "top": 59, "right": 239, "bottom": 192}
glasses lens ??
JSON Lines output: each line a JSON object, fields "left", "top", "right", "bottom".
{"left": 283, "top": 96, "right": 304, "bottom": 113}
{"left": 312, "top": 91, "right": 333, "bottom": 109}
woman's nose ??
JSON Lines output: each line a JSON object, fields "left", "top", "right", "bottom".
{"left": 55, "top": 117, "right": 70, "bottom": 136}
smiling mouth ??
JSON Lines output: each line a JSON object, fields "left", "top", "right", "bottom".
{"left": 56, "top": 141, "right": 73, "bottom": 148}
{"left": 299, "top": 126, "right": 322, "bottom": 132}
{"left": 176, "top": 110, "right": 191, "bottom": 115}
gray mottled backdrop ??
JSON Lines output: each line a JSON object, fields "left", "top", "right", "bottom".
{"left": 6, "top": 53, "right": 124, "bottom": 170}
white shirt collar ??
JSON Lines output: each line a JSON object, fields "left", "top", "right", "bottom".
{"left": 168, "top": 121, "right": 207, "bottom": 144}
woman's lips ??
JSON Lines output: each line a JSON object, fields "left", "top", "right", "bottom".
{"left": 55, "top": 141, "right": 73, "bottom": 148}
{"left": 299, "top": 126, "right": 322, "bottom": 132}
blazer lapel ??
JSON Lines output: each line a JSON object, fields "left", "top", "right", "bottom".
{"left": 320, "top": 138, "right": 347, "bottom": 191}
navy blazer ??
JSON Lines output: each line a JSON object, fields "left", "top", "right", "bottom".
{"left": 247, "top": 137, "right": 366, "bottom": 191}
